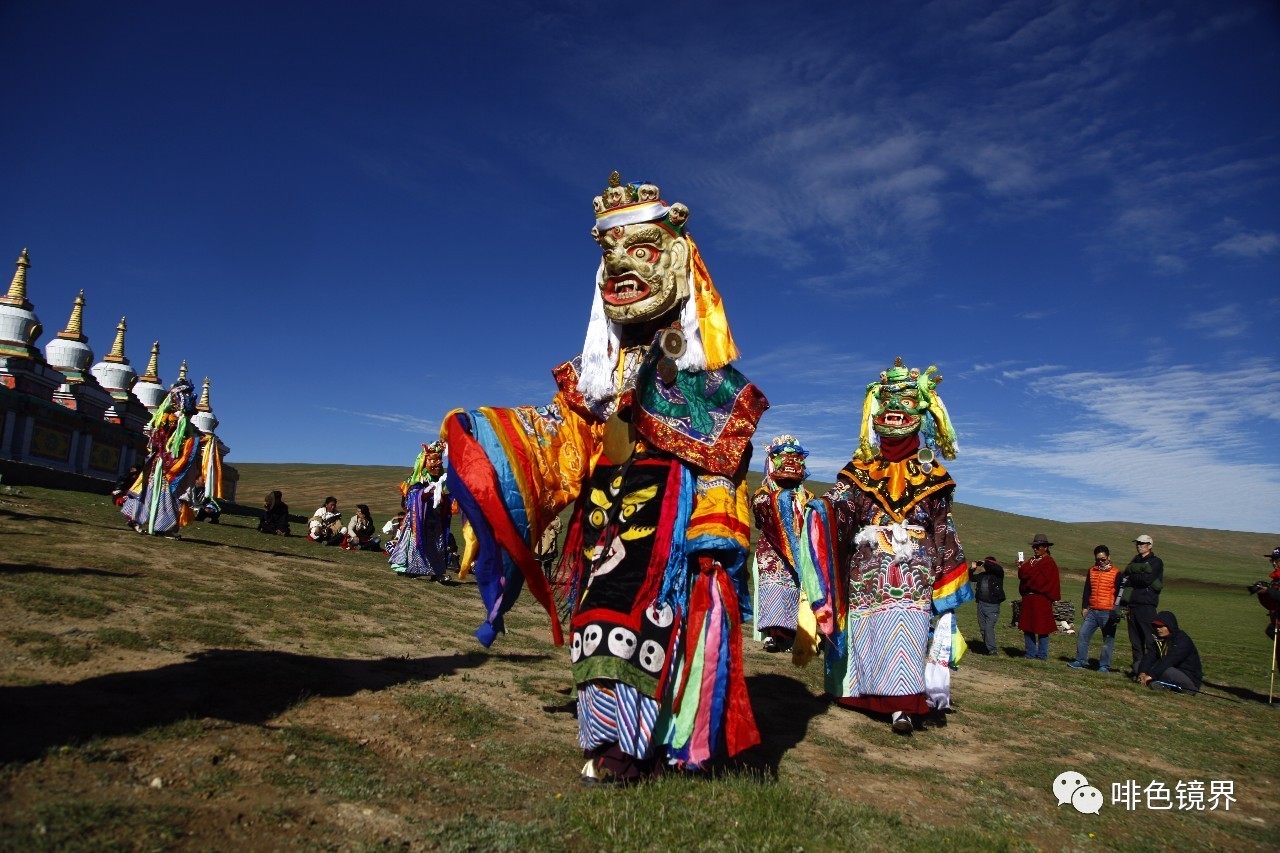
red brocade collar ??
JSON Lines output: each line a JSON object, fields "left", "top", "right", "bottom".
{"left": 839, "top": 435, "right": 955, "bottom": 522}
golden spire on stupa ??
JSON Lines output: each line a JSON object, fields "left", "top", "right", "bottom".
{"left": 177, "top": 359, "right": 189, "bottom": 382}
{"left": 104, "top": 317, "right": 130, "bottom": 364}
{"left": 57, "top": 290, "right": 87, "bottom": 341}
{"left": 1, "top": 248, "right": 32, "bottom": 309}
{"left": 141, "top": 341, "right": 161, "bottom": 382}
{"left": 197, "top": 377, "right": 212, "bottom": 412}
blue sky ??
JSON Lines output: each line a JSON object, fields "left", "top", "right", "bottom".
{"left": 2, "top": 1, "right": 1277, "bottom": 532}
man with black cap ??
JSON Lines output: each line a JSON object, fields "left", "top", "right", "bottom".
{"left": 1136, "top": 611, "right": 1202, "bottom": 693}
{"left": 969, "top": 556, "right": 1006, "bottom": 655}
{"left": 1121, "top": 534, "right": 1164, "bottom": 678}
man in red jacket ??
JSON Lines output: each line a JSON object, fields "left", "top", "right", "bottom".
{"left": 1017, "top": 533, "right": 1060, "bottom": 660}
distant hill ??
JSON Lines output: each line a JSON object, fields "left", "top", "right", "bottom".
{"left": 235, "top": 462, "right": 1276, "bottom": 587}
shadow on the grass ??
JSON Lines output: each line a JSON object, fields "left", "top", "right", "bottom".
{"left": 179, "top": 536, "right": 337, "bottom": 562}
{"left": 0, "top": 562, "right": 142, "bottom": 579}
{"left": 0, "top": 506, "right": 85, "bottom": 526}
{"left": 725, "top": 672, "right": 828, "bottom": 781}
{"left": 0, "top": 648, "right": 526, "bottom": 762}
{"left": 1200, "top": 679, "right": 1275, "bottom": 705}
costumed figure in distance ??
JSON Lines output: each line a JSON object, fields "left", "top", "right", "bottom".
{"left": 388, "top": 441, "right": 456, "bottom": 580}
{"left": 751, "top": 435, "right": 813, "bottom": 654}
{"left": 121, "top": 378, "right": 221, "bottom": 537}
{"left": 797, "top": 358, "right": 972, "bottom": 735}
{"left": 444, "top": 172, "right": 769, "bottom": 783}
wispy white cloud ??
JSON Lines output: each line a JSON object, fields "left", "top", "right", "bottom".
{"left": 1214, "top": 231, "right": 1280, "bottom": 258}
{"left": 1182, "top": 304, "right": 1248, "bottom": 339}
{"left": 739, "top": 344, "right": 882, "bottom": 389}
{"left": 323, "top": 407, "right": 436, "bottom": 434}
{"left": 965, "top": 359, "right": 1280, "bottom": 531}
{"left": 1000, "top": 364, "right": 1064, "bottom": 380}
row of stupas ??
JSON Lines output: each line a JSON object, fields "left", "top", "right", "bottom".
{"left": 0, "top": 248, "right": 233, "bottom": 492}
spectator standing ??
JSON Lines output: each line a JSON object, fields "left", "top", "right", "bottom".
{"left": 1017, "top": 534, "right": 1060, "bottom": 660}
{"left": 1122, "top": 534, "right": 1164, "bottom": 678}
{"left": 969, "top": 556, "right": 1005, "bottom": 655}
{"left": 1136, "top": 611, "right": 1202, "bottom": 693}
{"left": 1068, "top": 545, "right": 1121, "bottom": 672}
{"left": 1248, "top": 547, "right": 1280, "bottom": 673}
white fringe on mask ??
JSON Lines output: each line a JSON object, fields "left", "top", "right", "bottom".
{"left": 576, "top": 261, "right": 709, "bottom": 406}
{"left": 577, "top": 262, "right": 621, "bottom": 405}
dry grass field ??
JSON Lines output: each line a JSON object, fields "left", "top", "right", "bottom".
{"left": 1, "top": 468, "right": 1277, "bottom": 850}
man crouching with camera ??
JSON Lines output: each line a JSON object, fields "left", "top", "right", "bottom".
{"left": 1135, "top": 610, "right": 1203, "bottom": 694}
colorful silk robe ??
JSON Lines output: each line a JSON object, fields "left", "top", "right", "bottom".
{"left": 388, "top": 478, "right": 454, "bottom": 578}
{"left": 121, "top": 431, "right": 219, "bottom": 535}
{"left": 751, "top": 483, "right": 810, "bottom": 637}
{"left": 799, "top": 449, "right": 971, "bottom": 714}
{"left": 447, "top": 345, "right": 767, "bottom": 766}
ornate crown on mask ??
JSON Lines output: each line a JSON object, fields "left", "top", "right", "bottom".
{"left": 592, "top": 171, "right": 689, "bottom": 234}
{"left": 765, "top": 434, "right": 809, "bottom": 459}
{"left": 856, "top": 357, "right": 958, "bottom": 462}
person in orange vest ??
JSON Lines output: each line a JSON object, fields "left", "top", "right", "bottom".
{"left": 1067, "top": 545, "right": 1122, "bottom": 672}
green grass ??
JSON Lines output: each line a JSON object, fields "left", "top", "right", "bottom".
{"left": 1, "top": 802, "right": 190, "bottom": 851}
{"left": 11, "top": 587, "right": 110, "bottom": 619}
{"left": 399, "top": 691, "right": 506, "bottom": 741}
{"left": 1, "top": 475, "right": 1276, "bottom": 850}
{"left": 94, "top": 627, "right": 149, "bottom": 650}
{"left": 263, "top": 725, "right": 424, "bottom": 801}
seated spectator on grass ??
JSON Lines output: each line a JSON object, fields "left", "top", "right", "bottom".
{"left": 259, "top": 490, "right": 291, "bottom": 536}
{"left": 308, "top": 497, "right": 345, "bottom": 545}
{"left": 1136, "top": 611, "right": 1203, "bottom": 694}
{"left": 187, "top": 477, "right": 221, "bottom": 523}
{"left": 112, "top": 465, "right": 141, "bottom": 508}
{"left": 382, "top": 508, "right": 407, "bottom": 553}
{"left": 343, "top": 504, "right": 381, "bottom": 551}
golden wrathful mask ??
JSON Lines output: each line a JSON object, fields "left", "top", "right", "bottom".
{"left": 591, "top": 172, "right": 691, "bottom": 324}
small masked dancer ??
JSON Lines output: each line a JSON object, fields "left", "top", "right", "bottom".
{"left": 751, "top": 435, "right": 812, "bottom": 654}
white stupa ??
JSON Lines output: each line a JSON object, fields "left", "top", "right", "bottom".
{"left": 0, "top": 248, "right": 63, "bottom": 397}
{"left": 89, "top": 317, "right": 138, "bottom": 396}
{"left": 0, "top": 248, "right": 42, "bottom": 358}
{"left": 45, "top": 290, "right": 115, "bottom": 417}
{"left": 192, "top": 376, "right": 219, "bottom": 434}
{"left": 132, "top": 341, "right": 167, "bottom": 411}
{"left": 44, "top": 290, "right": 93, "bottom": 375}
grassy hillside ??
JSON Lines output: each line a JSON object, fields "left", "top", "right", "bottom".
{"left": 237, "top": 462, "right": 1277, "bottom": 587}
{"left": 0, "top": 483, "right": 1277, "bottom": 849}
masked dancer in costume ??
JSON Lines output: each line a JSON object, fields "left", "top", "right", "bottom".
{"left": 388, "top": 441, "right": 455, "bottom": 580}
{"left": 751, "top": 435, "right": 812, "bottom": 654}
{"left": 797, "top": 358, "right": 971, "bottom": 735}
{"left": 121, "top": 378, "right": 223, "bottom": 537}
{"left": 444, "top": 173, "right": 768, "bottom": 783}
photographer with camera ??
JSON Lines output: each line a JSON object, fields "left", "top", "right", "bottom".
{"left": 1248, "top": 548, "right": 1280, "bottom": 690}
{"left": 969, "top": 556, "right": 1005, "bottom": 656}
{"left": 1121, "top": 534, "right": 1164, "bottom": 679}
